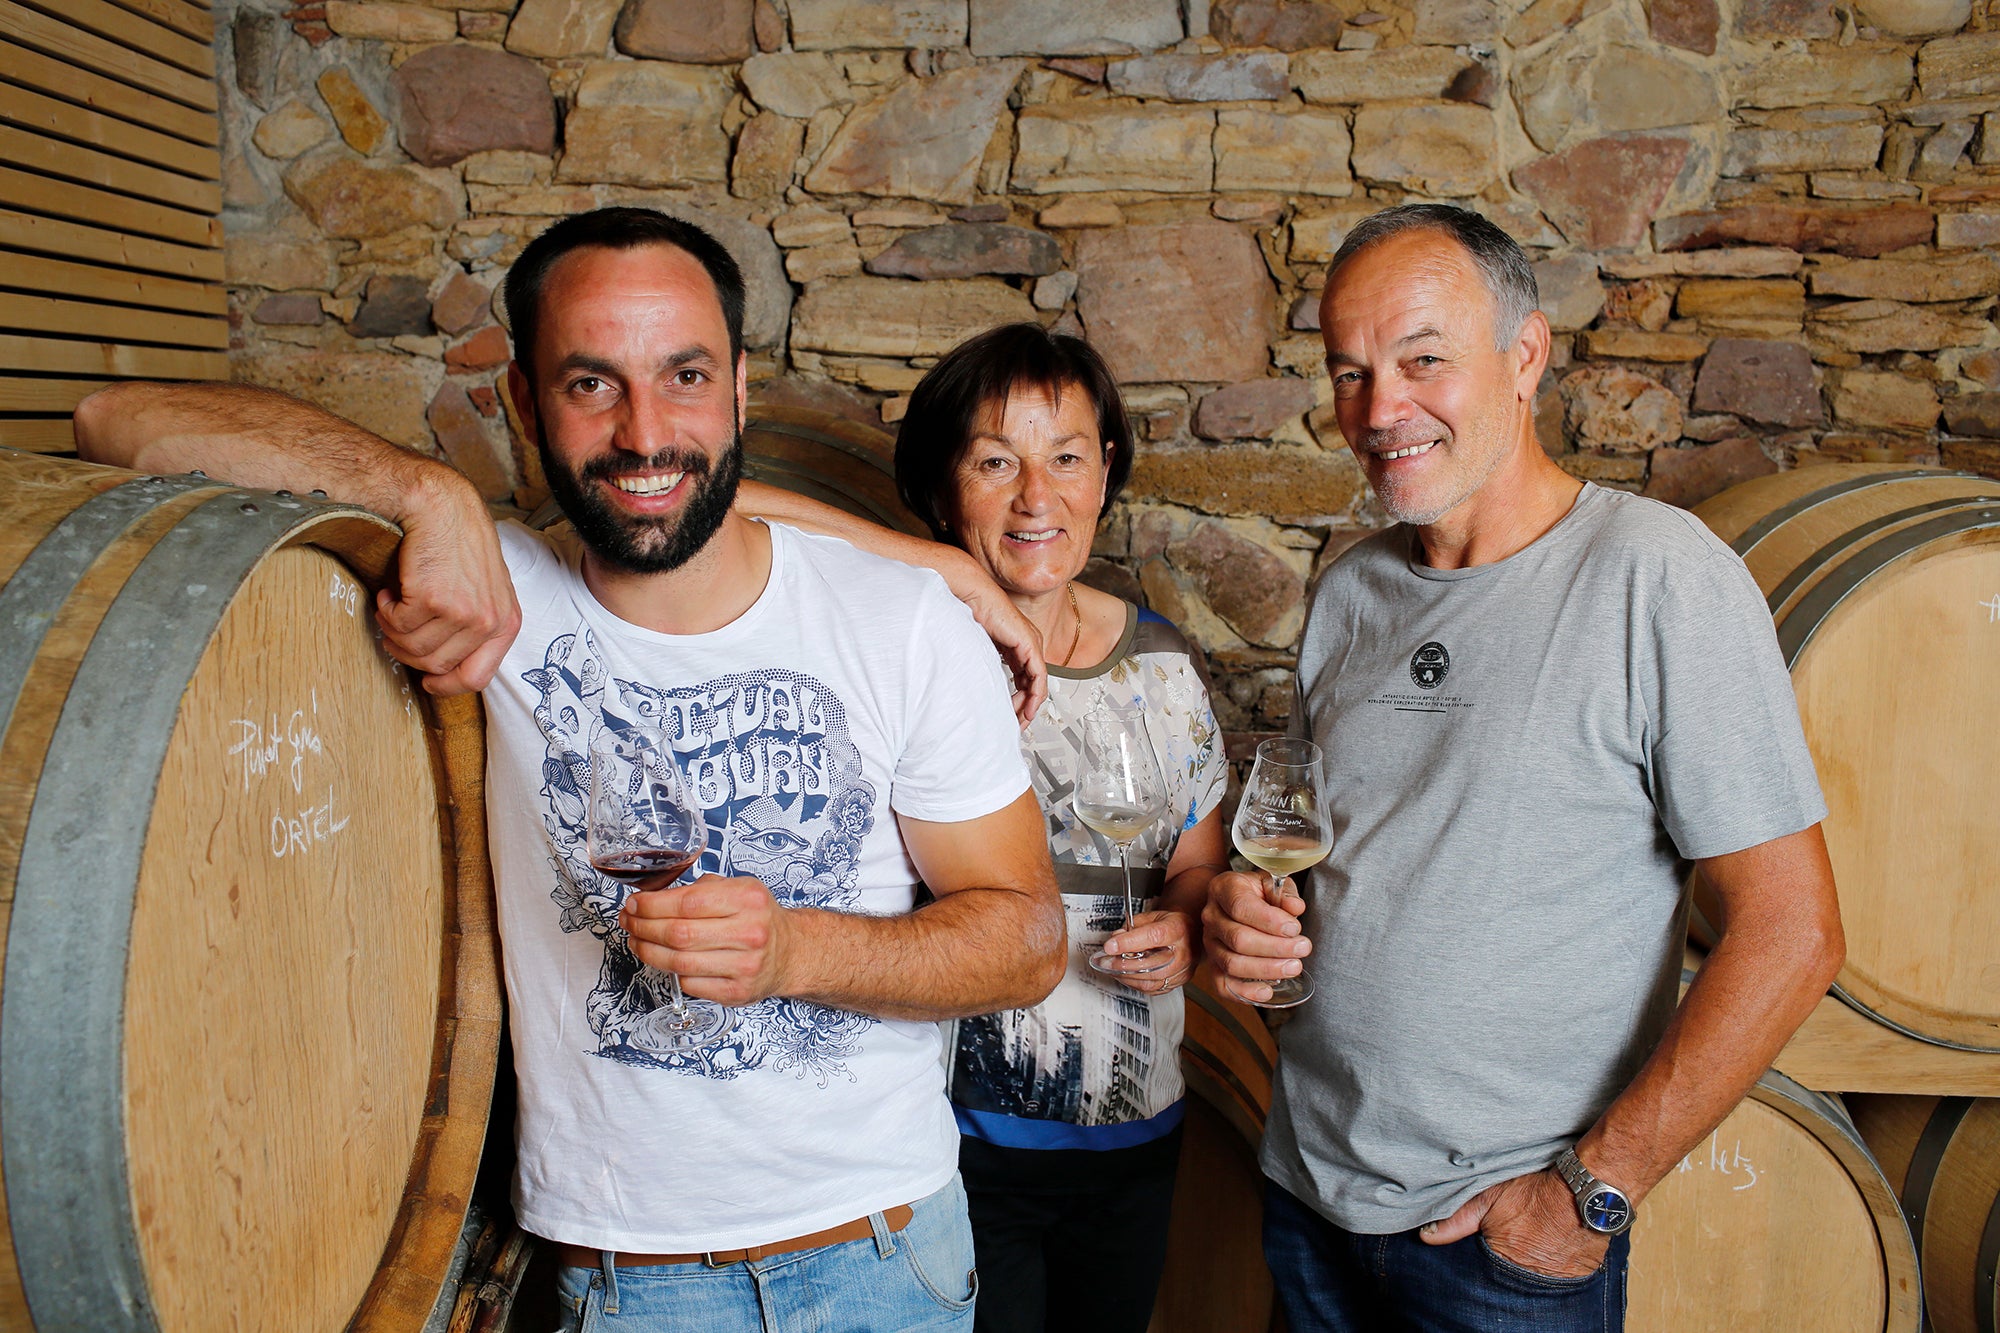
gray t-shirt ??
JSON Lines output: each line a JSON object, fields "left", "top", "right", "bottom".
{"left": 1262, "top": 483, "right": 1826, "bottom": 1235}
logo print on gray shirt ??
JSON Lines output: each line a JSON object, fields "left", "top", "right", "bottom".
{"left": 1410, "top": 642, "right": 1451, "bottom": 690}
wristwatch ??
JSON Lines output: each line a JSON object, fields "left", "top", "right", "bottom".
{"left": 1553, "top": 1147, "right": 1634, "bottom": 1236}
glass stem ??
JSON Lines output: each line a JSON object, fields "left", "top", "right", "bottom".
{"left": 1119, "top": 843, "right": 1137, "bottom": 934}
{"left": 665, "top": 969, "right": 691, "bottom": 1016}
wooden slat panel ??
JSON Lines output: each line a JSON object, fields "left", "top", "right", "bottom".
{"left": 0, "top": 247, "right": 224, "bottom": 314}
{"left": 0, "top": 376, "right": 111, "bottom": 411}
{"left": 10, "top": 0, "right": 213, "bottom": 74}
{"left": 0, "top": 164, "right": 219, "bottom": 247}
{"left": 0, "top": 207, "right": 222, "bottom": 281}
{"left": 0, "top": 0, "right": 215, "bottom": 111}
{"left": 0, "top": 333, "right": 226, "bottom": 378}
{"left": 0, "top": 290, "right": 227, "bottom": 348}
{"left": 12, "top": 0, "right": 211, "bottom": 77}
{"left": 0, "top": 79, "right": 217, "bottom": 181}
{"left": 96, "top": 0, "right": 210, "bottom": 42}
{"left": 0, "top": 124, "right": 219, "bottom": 214}
{"left": 0, "top": 38, "right": 216, "bottom": 147}
{"left": 0, "top": 416, "right": 76, "bottom": 451}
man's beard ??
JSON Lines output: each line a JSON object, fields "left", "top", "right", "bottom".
{"left": 537, "top": 416, "right": 745, "bottom": 575}
{"left": 1359, "top": 423, "right": 1506, "bottom": 528}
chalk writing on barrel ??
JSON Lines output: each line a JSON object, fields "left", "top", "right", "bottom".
{"left": 270, "top": 785, "right": 350, "bottom": 858}
{"left": 228, "top": 691, "right": 351, "bottom": 859}
{"left": 329, "top": 569, "right": 360, "bottom": 617}
{"left": 1981, "top": 593, "right": 2000, "bottom": 623}
{"left": 1674, "top": 1130, "right": 1760, "bottom": 1192}
{"left": 227, "top": 690, "right": 324, "bottom": 794}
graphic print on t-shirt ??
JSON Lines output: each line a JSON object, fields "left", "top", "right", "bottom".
{"left": 521, "top": 626, "right": 877, "bottom": 1084}
{"left": 1367, "top": 640, "right": 1472, "bottom": 716}
{"left": 1410, "top": 641, "right": 1450, "bottom": 689}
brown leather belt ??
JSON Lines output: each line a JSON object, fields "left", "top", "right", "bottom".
{"left": 552, "top": 1204, "right": 915, "bottom": 1270}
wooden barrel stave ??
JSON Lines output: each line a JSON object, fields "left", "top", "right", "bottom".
{"left": 0, "top": 450, "right": 500, "bottom": 1331}
{"left": 1152, "top": 970, "right": 1280, "bottom": 1333}
{"left": 1629, "top": 1071, "right": 1922, "bottom": 1333}
{"left": 1849, "top": 1095, "right": 2000, "bottom": 1333}
{"left": 1695, "top": 464, "right": 1977, "bottom": 550}
{"left": 740, "top": 403, "right": 925, "bottom": 540}
{"left": 1692, "top": 465, "right": 2000, "bottom": 1051}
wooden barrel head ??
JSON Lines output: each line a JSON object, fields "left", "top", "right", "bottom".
{"left": 1693, "top": 465, "right": 2000, "bottom": 1050}
{"left": 1629, "top": 1076, "right": 1921, "bottom": 1333}
{"left": 1850, "top": 1095, "right": 2000, "bottom": 1333}
{"left": 124, "top": 544, "right": 444, "bottom": 1331}
{"left": 0, "top": 454, "right": 499, "bottom": 1333}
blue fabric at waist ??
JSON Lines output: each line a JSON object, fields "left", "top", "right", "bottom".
{"left": 954, "top": 1100, "right": 1185, "bottom": 1151}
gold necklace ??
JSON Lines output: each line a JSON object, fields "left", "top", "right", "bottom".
{"left": 1060, "top": 580, "right": 1083, "bottom": 666}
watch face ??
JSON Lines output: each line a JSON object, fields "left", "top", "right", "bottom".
{"left": 1583, "top": 1187, "right": 1631, "bottom": 1234}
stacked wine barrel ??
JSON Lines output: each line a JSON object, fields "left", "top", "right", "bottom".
{"left": 1620, "top": 464, "right": 2000, "bottom": 1333}
{"left": 0, "top": 449, "right": 500, "bottom": 1331}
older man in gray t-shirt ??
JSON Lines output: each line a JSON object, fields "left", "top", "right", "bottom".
{"left": 1204, "top": 205, "right": 1842, "bottom": 1333}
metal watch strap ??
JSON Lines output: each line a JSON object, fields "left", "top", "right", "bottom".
{"left": 1555, "top": 1147, "right": 1635, "bottom": 1236}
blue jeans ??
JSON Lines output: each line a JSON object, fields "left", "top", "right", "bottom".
{"left": 554, "top": 1176, "right": 977, "bottom": 1332}
{"left": 1262, "top": 1179, "right": 1629, "bottom": 1333}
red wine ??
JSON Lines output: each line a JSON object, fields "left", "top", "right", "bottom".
{"left": 591, "top": 848, "right": 699, "bottom": 882}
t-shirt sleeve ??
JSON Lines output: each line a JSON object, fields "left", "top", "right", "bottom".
{"left": 889, "top": 579, "right": 1032, "bottom": 823}
{"left": 1184, "top": 662, "right": 1228, "bottom": 827}
{"left": 1646, "top": 538, "right": 1828, "bottom": 861}
{"left": 494, "top": 517, "right": 558, "bottom": 584}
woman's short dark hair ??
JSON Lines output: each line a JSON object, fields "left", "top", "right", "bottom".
{"left": 895, "top": 322, "right": 1135, "bottom": 542}
{"left": 504, "top": 207, "right": 745, "bottom": 382}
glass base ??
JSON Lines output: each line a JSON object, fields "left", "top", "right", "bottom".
{"left": 1087, "top": 945, "right": 1172, "bottom": 978}
{"left": 630, "top": 1000, "right": 737, "bottom": 1053}
{"left": 1233, "top": 971, "right": 1314, "bottom": 1009}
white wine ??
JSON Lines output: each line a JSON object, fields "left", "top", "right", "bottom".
{"left": 1234, "top": 831, "right": 1330, "bottom": 878}
{"left": 1075, "top": 800, "right": 1156, "bottom": 844}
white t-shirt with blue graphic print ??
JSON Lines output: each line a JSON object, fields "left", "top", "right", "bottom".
{"left": 485, "top": 518, "right": 1029, "bottom": 1252}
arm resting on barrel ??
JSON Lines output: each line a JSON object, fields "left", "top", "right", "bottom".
{"left": 72, "top": 382, "right": 519, "bottom": 695}
{"left": 737, "top": 480, "right": 1047, "bottom": 724}
{"left": 620, "top": 789, "right": 1067, "bottom": 1020}
{"left": 1422, "top": 824, "right": 1845, "bottom": 1276}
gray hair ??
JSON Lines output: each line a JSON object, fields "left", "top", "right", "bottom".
{"left": 1328, "top": 204, "right": 1540, "bottom": 350}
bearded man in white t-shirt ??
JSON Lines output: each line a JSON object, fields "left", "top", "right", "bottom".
{"left": 76, "top": 207, "right": 1066, "bottom": 1333}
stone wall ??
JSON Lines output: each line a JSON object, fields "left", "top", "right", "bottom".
{"left": 216, "top": 0, "right": 2000, "bottom": 744}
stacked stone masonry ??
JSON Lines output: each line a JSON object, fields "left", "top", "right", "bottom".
{"left": 219, "top": 0, "right": 2000, "bottom": 740}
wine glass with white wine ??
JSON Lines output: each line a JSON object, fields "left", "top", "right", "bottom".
{"left": 1229, "top": 737, "right": 1331, "bottom": 1008}
{"left": 588, "top": 724, "right": 738, "bottom": 1053}
{"left": 1075, "top": 703, "right": 1172, "bottom": 979}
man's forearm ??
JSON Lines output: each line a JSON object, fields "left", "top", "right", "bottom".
{"left": 1578, "top": 892, "right": 1842, "bottom": 1203}
{"left": 740, "top": 479, "right": 975, "bottom": 592}
{"left": 781, "top": 884, "right": 1066, "bottom": 1022}
{"left": 74, "top": 381, "right": 471, "bottom": 527}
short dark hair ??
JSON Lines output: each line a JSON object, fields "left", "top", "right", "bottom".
{"left": 895, "top": 322, "right": 1135, "bottom": 542}
{"left": 503, "top": 207, "right": 746, "bottom": 381}
{"left": 1330, "top": 203, "right": 1539, "bottom": 348}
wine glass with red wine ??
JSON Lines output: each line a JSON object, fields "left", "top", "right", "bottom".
{"left": 587, "top": 725, "right": 736, "bottom": 1053}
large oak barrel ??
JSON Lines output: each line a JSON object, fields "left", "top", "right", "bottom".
{"left": 0, "top": 449, "right": 500, "bottom": 1331}
{"left": 1151, "top": 970, "right": 1281, "bottom": 1333}
{"left": 1691, "top": 465, "right": 2000, "bottom": 1050}
{"left": 1629, "top": 1071, "right": 1922, "bottom": 1332}
{"left": 1848, "top": 1095, "right": 2000, "bottom": 1333}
